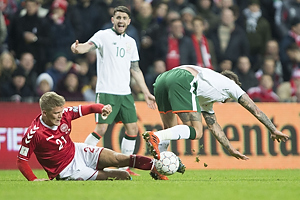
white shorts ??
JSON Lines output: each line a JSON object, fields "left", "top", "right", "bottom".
{"left": 58, "top": 143, "right": 104, "bottom": 181}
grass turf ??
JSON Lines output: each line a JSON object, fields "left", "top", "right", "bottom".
{"left": 0, "top": 169, "right": 299, "bottom": 200}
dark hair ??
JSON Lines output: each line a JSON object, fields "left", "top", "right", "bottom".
{"left": 221, "top": 70, "right": 242, "bottom": 87}
{"left": 113, "top": 6, "right": 131, "bottom": 18}
{"left": 192, "top": 15, "right": 204, "bottom": 24}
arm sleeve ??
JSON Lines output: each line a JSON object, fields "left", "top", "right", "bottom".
{"left": 16, "top": 159, "right": 37, "bottom": 181}
{"left": 81, "top": 104, "right": 104, "bottom": 116}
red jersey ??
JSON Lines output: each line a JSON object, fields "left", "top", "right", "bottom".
{"left": 18, "top": 106, "right": 82, "bottom": 179}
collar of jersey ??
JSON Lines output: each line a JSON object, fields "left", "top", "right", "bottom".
{"left": 111, "top": 28, "right": 126, "bottom": 37}
{"left": 39, "top": 115, "right": 58, "bottom": 130}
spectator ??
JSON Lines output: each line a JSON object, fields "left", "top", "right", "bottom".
{"left": 76, "top": 0, "right": 103, "bottom": 43}
{"left": 0, "top": 11, "right": 7, "bottom": 53}
{"left": 35, "top": 72, "right": 53, "bottom": 97}
{"left": 131, "top": 1, "right": 154, "bottom": 36}
{"left": 277, "top": 68, "right": 300, "bottom": 102}
{"left": 190, "top": 15, "right": 216, "bottom": 70}
{"left": 46, "top": 0, "right": 76, "bottom": 60}
{"left": 0, "top": 51, "right": 16, "bottom": 85}
{"left": 17, "top": 52, "right": 37, "bottom": 94}
{"left": 274, "top": 0, "right": 300, "bottom": 39}
{"left": 82, "top": 74, "right": 96, "bottom": 102}
{"left": 74, "top": 57, "right": 90, "bottom": 86}
{"left": 155, "top": 18, "right": 197, "bottom": 71}
{"left": 132, "top": 1, "right": 155, "bottom": 73}
{"left": 168, "top": 0, "right": 197, "bottom": 14}
{"left": 211, "top": 0, "right": 235, "bottom": 15}
{"left": 46, "top": 52, "right": 71, "bottom": 91}
{"left": 281, "top": 43, "right": 300, "bottom": 81}
{"left": 0, "top": 0, "right": 18, "bottom": 28}
{"left": 145, "top": 59, "right": 166, "bottom": 94}
{"left": 255, "top": 56, "right": 283, "bottom": 91}
{"left": 140, "top": 2, "right": 169, "bottom": 72}
{"left": 85, "top": 50, "right": 96, "bottom": 76}
{"left": 242, "top": 0, "right": 272, "bottom": 71}
{"left": 0, "top": 67, "right": 33, "bottom": 102}
{"left": 42, "top": 0, "right": 84, "bottom": 41}
{"left": 264, "top": 39, "right": 283, "bottom": 78}
{"left": 208, "top": 7, "right": 249, "bottom": 68}
{"left": 247, "top": 74, "right": 280, "bottom": 102}
{"left": 8, "top": 0, "right": 50, "bottom": 74}
{"left": 180, "top": 7, "right": 196, "bottom": 36}
{"left": 218, "top": 59, "right": 232, "bottom": 72}
{"left": 279, "top": 17, "right": 300, "bottom": 80}
{"left": 195, "top": 0, "right": 219, "bottom": 34}
{"left": 56, "top": 71, "right": 84, "bottom": 101}
{"left": 234, "top": 56, "right": 258, "bottom": 92}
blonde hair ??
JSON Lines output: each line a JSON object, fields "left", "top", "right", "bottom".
{"left": 39, "top": 92, "right": 65, "bottom": 111}
{"left": 0, "top": 51, "right": 17, "bottom": 76}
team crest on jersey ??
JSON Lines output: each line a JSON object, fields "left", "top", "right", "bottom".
{"left": 126, "top": 43, "right": 131, "bottom": 53}
{"left": 72, "top": 106, "right": 79, "bottom": 113}
{"left": 60, "top": 123, "right": 68, "bottom": 133}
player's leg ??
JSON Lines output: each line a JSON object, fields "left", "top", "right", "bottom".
{"left": 85, "top": 93, "right": 119, "bottom": 145}
{"left": 117, "top": 94, "right": 139, "bottom": 175}
{"left": 97, "top": 148, "right": 168, "bottom": 180}
{"left": 96, "top": 169, "right": 131, "bottom": 180}
{"left": 84, "top": 123, "right": 109, "bottom": 145}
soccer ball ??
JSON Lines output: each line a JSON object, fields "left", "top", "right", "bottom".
{"left": 155, "top": 151, "right": 179, "bottom": 176}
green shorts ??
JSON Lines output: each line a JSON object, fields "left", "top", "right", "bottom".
{"left": 153, "top": 68, "right": 201, "bottom": 113}
{"left": 95, "top": 93, "right": 137, "bottom": 124}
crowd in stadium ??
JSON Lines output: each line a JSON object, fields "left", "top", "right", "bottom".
{"left": 0, "top": 0, "right": 300, "bottom": 102}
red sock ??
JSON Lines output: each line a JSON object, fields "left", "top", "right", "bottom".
{"left": 129, "top": 155, "right": 153, "bottom": 170}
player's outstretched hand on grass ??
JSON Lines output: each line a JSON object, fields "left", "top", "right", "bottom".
{"left": 271, "top": 130, "right": 289, "bottom": 142}
{"left": 229, "top": 149, "right": 249, "bottom": 160}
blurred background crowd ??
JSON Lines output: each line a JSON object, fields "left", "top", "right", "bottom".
{"left": 0, "top": 0, "right": 300, "bottom": 103}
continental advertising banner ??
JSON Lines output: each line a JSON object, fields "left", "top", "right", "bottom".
{"left": 0, "top": 102, "right": 299, "bottom": 169}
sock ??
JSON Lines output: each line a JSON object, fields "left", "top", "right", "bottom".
{"left": 155, "top": 125, "right": 196, "bottom": 141}
{"left": 158, "top": 140, "right": 170, "bottom": 152}
{"left": 84, "top": 132, "right": 101, "bottom": 146}
{"left": 129, "top": 155, "right": 153, "bottom": 170}
{"left": 119, "top": 134, "right": 137, "bottom": 170}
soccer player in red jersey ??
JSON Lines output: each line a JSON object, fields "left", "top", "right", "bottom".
{"left": 17, "top": 92, "right": 168, "bottom": 181}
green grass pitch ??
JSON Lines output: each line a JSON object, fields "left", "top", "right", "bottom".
{"left": 1, "top": 169, "right": 299, "bottom": 200}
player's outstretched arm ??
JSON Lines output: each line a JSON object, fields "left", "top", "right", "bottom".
{"left": 238, "top": 93, "right": 289, "bottom": 142}
{"left": 71, "top": 40, "right": 96, "bottom": 54}
{"left": 202, "top": 112, "right": 249, "bottom": 160}
{"left": 130, "top": 61, "right": 157, "bottom": 110}
{"left": 17, "top": 159, "right": 49, "bottom": 181}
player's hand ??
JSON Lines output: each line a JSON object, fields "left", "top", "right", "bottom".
{"left": 144, "top": 93, "right": 157, "bottom": 110}
{"left": 33, "top": 178, "right": 50, "bottom": 181}
{"left": 271, "top": 130, "right": 289, "bottom": 142}
{"left": 229, "top": 149, "right": 249, "bottom": 160}
{"left": 71, "top": 40, "right": 79, "bottom": 54}
{"left": 101, "top": 104, "right": 112, "bottom": 120}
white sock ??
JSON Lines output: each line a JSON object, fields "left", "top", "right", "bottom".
{"left": 158, "top": 140, "right": 170, "bottom": 152}
{"left": 155, "top": 125, "right": 191, "bottom": 141}
{"left": 119, "top": 137, "right": 136, "bottom": 170}
{"left": 84, "top": 133, "right": 100, "bottom": 146}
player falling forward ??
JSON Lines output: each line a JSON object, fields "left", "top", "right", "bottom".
{"left": 143, "top": 65, "right": 289, "bottom": 161}
{"left": 17, "top": 92, "right": 168, "bottom": 181}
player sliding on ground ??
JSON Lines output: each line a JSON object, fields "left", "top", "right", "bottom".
{"left": 143, "top": 65, "right": 289, "bottom": 161}
{"left": 17, "top": 92, "right": 168, "bottom": 181}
